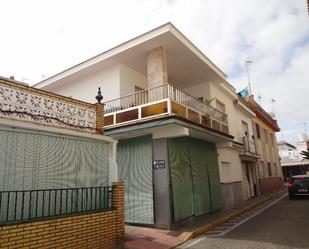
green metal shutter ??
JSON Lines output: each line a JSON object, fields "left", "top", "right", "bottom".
{"left": 168, "top": 137, "right": 222, "bottom": 222}
{"left": 205, "top": 143, "right": 222, "bottom": 210}
{"left": 118, "top": 135, "right": 154, "bottom": 224}
{"left": 168, "top": 137, "right": 194, "bottom": 222}
{"left": 0, "top": 125, "right": 110, "bottom": 191}
{"left": 189, "top": 138, "right": 212, "bottom": 216}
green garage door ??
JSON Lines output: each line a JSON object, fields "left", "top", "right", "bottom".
{"left": 118, "top": 135, "right": 154, "bottom": 224}
{"left": 168, "top": 137, "right": 222, "bottom": 222}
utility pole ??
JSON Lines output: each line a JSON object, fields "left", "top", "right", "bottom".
{"left": 245, "top": 59, "right": 253, "bottom": 95}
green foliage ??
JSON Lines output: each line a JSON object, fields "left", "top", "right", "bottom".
{"left": 203, "top": 97, "right": 216, "bottom": 105}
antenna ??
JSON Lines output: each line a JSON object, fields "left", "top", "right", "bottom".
{"left": 304, "top": 122, "right": 307, "bottom": 134}
{"left": 271, "top": 98, "right": 276, "bottom": 116}
{"left": 245, "top": 58, "right": 253, "bottom": 95}
{"left": 257, "top": 93, "right": 262, "bottom": 105}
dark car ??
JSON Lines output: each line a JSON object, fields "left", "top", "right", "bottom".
{"left": 288, "top": 175, "right": 309, "bottom": 199}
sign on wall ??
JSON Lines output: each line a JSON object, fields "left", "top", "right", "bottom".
{"left": 153, "top": 160, "right": 165, "bottom": 169}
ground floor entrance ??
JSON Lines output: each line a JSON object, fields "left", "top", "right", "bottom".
{"left": 242, "top": 160, "right": 259, "bottom": 199}
{"left": 117, "top": 135, "right": 222, "bottom": 227}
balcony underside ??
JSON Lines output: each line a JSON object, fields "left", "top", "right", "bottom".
{"left": 104, "top": 99, "right": 229, "bottom": 136}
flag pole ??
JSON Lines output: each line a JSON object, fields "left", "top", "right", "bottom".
{"left": 245, "top": 59, "right": 253, "bottom": 95}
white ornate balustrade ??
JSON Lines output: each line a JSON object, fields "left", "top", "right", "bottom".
{"left": 0, "top": 81, "right": 96, "bottom": 133}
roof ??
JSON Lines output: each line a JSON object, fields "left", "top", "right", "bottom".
{"left": 245, "top": 95, "right": 280, "bottom": 132}
{"left": 34, "top": 22, "right": 228, "bottom": 89}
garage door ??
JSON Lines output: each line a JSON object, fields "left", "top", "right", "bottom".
{"left": 168, "top": 137, "right": 222, "bottom": 222}
{"left": 118, "top": 135, "right": 154, "bottom": 224}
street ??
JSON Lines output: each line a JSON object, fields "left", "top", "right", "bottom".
{"left": 178, "top": 194, "right": 309, "bottom": 249}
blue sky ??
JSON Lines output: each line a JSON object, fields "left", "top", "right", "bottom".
{"left": 0, "top": 0, "right": 308, "bottom": 144}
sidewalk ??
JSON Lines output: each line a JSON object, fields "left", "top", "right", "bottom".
{"left": 122, "top": 188, "right": 286, "bottom": 249}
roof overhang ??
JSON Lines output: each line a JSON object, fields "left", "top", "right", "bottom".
{"left": 104, "top": 116, "right": 233, "bottom": 143}
{"left": 34, "top": 23, "right": 227, "bottom": 90}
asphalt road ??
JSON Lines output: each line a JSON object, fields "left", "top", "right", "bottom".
{"left": 178, "top": 194, "right": 309, "bottom": 249}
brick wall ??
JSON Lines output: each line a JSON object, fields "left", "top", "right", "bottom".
{"left": 0, "top": 182, "right": 124, "bottom": 249}
{"left": 259, "top": 177, "right": 284, "bottom": 194}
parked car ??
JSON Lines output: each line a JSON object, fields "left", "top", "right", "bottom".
{"left": 288, "top": 175, "right": 309, "bottom": 199}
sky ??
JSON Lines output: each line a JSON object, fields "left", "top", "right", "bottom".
{"left": 0, "top": 0, "right": 308, "bottom": 144}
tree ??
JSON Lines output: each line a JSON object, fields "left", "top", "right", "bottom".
{"left": 300, "top": 149, "right": 309, "bottom": 160}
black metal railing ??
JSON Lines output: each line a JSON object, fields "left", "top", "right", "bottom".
{"left": 0, "top": 186, "right": 112, "bottom": 226}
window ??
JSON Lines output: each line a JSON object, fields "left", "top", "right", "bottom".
{"left": 216, "top": 99, "right": 226, "bottom": 113}
{"left": 255, "top": 123, "right": 261, "bottom": 139}
{"left": 267, "top": 162, "right": 272, "bottom": 177}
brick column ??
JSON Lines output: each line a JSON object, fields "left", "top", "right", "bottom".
{"left": 112, "top": 182, "right": 125, "bottom": 242}
{"left": 95, "top": 103, "right": 104, "bottom": 135}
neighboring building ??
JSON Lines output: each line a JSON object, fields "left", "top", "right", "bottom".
{"left": 278, "top": 135, "right": 309, "bottom": 180}
{"left": 34, "top": 23, "right": 278, "bottom": 228}
{"left": 246, "top": 96, "right": 283, "bottom": 194}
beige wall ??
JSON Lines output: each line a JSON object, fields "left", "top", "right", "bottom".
{"left": 253, "top": 118, "right": 281, "bottom": 178}
{"left": 216, "top": 147, "right": 242, "bottom": 183}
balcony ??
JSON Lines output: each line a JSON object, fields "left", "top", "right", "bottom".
{"left": 104, "top": 84, "right": 229, "bottom": 135}
{"left": 241, "top": 135, "right": 259, "bottom": 158}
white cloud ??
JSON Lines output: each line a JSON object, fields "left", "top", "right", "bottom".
{"left": 0, "top": 0, "right": 308, "bottom": 143}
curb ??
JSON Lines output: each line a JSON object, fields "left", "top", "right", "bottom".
{"left": 169, "top": 188, "right": 287, "bottom": 248}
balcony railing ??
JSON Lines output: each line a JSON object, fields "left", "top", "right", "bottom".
{"left": 104, "top": 84, "right": 229, "bottom": 134}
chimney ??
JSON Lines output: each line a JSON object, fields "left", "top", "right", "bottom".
{"left": 9, "top": 76, "right": 15, "bottom": 80}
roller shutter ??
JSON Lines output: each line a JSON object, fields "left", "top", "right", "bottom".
{"left": 118, "top": 135, "right": 154, "bottom": 224}
{"left": 168, "top": 137, "right": 222, "bottom": 222}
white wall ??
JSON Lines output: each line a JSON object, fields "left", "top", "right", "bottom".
{"left": 119, "top": 64, "right": 147, "bottom": 97}
{"left": 234, "top": 106, "right": 255, "bottom": 144}
{"left": 46, "top": 65, "right": 121, "bottom": 103}
{"left": 184, "top": 83, "right": 211, "bottom": 101}
{"left": 217, "top": 147, "right": 242, "bottom": 183}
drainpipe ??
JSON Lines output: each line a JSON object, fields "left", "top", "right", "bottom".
{"left": 109, "top": 140, "right": 118, "bottom": 185}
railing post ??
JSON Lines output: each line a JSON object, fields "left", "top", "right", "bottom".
{"left": 95, "top": 102, "right": 104, "bottom": 135}
{"left": 167, "top": 84, "right": 172, "bottom": 115}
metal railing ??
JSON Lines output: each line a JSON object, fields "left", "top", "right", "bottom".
{"left": 0, "top": 186, "right": 112, "bottom": 226}
{"left": 104, "top": 83, "right": 228, "bottom": 124}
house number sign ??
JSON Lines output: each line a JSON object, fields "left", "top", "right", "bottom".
{"left": 153, "top": 160, "right": 165, "bottom": 169}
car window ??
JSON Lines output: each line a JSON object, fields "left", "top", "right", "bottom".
{"left": 293, "top": 178, "right": 309, "bottom": 184}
